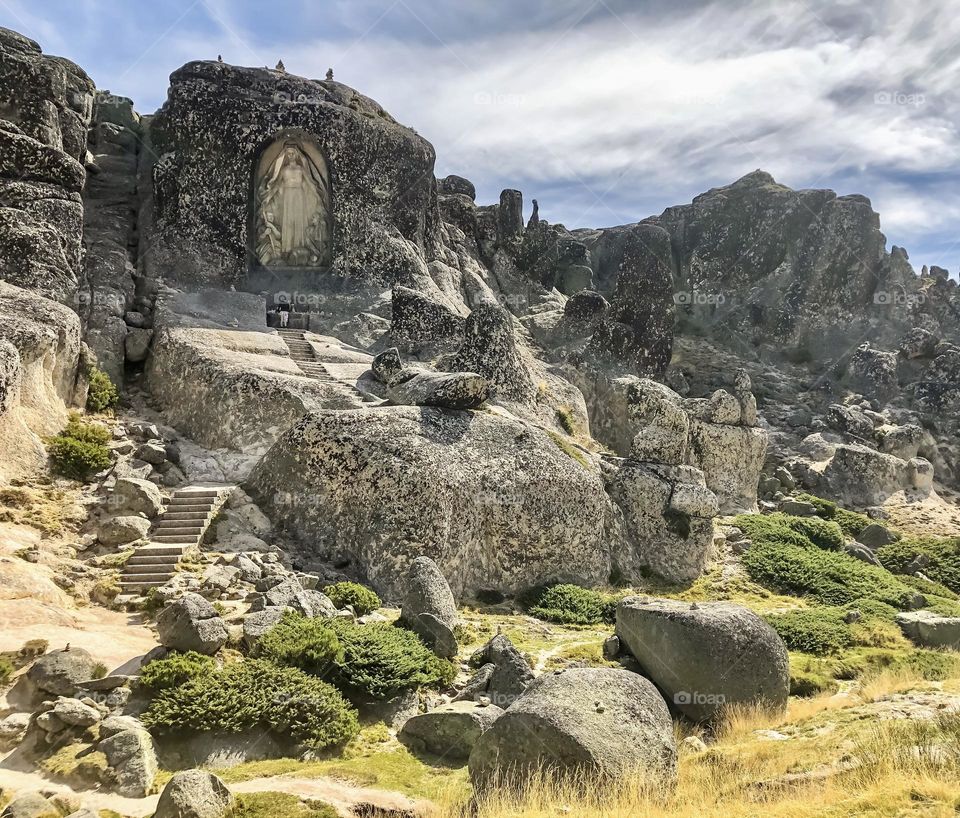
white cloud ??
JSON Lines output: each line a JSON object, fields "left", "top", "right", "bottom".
{"left": 4, "top": 0, "right": 959, "bottom": 272}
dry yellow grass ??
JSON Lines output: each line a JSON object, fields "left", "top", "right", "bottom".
{"left": 428, "top": 699, "right": 960, "bottom": 818}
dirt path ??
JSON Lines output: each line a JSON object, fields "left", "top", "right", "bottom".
{"left": 0, "top": 765, "right": 429, "bottom": 818}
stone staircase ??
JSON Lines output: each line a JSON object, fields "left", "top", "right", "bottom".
{"left": 119, "top": 486, "right": 229, "bottom": 594}
{"left": 278, "top": 328, "right": 374, "bottom": 402}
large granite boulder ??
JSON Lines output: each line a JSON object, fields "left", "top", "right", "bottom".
{"left": 587, "top": 223, "right": 675, "bottom": 377}
{"left": 616, "top": 597, "right": 789, "bottom": 722}
{"left": 0, "top": 28, "right": 94, "bottom": 301}
{"left": 246, "top": 406, "right": 613, "bottom": 598}
{"left": 390, "top": 285, "right": 465, "bottom": 351}
{"left": 156, "top": 593, "right": 229, "bottom": 655}
{"left": 400, "top": 557, "right": 459, "bottom": 658}
{"left": 143, "top": 59, "right": 439, "bottom": 292}
{"left": 110, "top": 477, "right": 163, "bottom": 518}
{"left": 399, "top": 701, "right": 503, "bottom": 760}
{"left": 27, "top": 648, "right": 96, "bottom": 697}
{"left": 98, "top": 725, "right": 158, "bottom": 797}
{"left": 458, "top": 634, "right": 535, "bottom": 708}
{"left": 897, "top": 611, "right": 960, "bottom": 649}
{"left": 469, "top": 668, "right": 676, "bottom": 792}
{"left": 387, "top": 370, "right": 489, "bottom": 410}
{"left": 247, "top": 405, "right": 718, "bottom": 597}
{"left": 98, "top": 515, "right": 150, "bottom": 546}
{"left": 154, "top": 770, "right": 234, "bottom": 818}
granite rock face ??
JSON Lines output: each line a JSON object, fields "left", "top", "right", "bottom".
{"left": 143, "top": 60, "right": 441, "bottom": 294}
{"left": 616, "top": 597, "right": 790, "bottom": 722}
{"left": 0, "top": 27, "right": 93, "bottom": 302}
{"left": 469, "top": 668, "right": 677, "bottom": 793}
{"left": 246, "top": 405, "right": 717, "bottom": 597}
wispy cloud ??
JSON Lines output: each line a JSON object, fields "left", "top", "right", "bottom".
{"left": 2, "top": 0, "right": 959, "bottom": 273}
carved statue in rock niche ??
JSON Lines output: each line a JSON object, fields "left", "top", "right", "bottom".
{"left": 255, "top": 140, "right": 330, "bottom": 267}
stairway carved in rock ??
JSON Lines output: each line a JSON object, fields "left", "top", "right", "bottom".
{"left": 118, "top": 485, "right": 230, "bottom": 594}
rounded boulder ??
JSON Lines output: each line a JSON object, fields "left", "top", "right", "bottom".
{"left": 468, "top": 667, "right": 676, "bottom": 793}
{"left": 615, "top": 597, "right": 789, "bottom": 722}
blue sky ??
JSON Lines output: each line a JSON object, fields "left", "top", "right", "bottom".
{"left": 3, "top": 0, "right": 959, "bottom": 275}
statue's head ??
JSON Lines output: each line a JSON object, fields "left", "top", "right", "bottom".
{"left": 282, "top": 142, "right": 301, "bottom": 163}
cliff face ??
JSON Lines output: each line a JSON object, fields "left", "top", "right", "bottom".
{"left": 143, "top": 61, "right": 440, "bottom": 292}
{"left": 0, "top": 27, "right": 95, "bottom": 302}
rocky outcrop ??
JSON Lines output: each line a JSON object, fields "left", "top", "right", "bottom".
{"left": 616, "top": 597, "right": 790, "bottom": 721}
{"left": 246, "top": 406, "right": 615, "bottom": 598}
{"left": 456, "top": 634, "right": 535, "bottom": 709}
{"left": 0, "top": 282, "right": 84, "bottom": 480}
{"left": 146, "top": 292, "right": 364, "bottom": 451}
{"left": 399, "top": 701, "right": 503, "bottom": 760}
{"left": 469, "top": 667, "right": 676, "bottom": 792}
{"left": 586, "top": 224, "right": 675, "bottom": 377}
{"left": 78, "top": 91, "right": 143, "bottom": 385}
{"left": 27, "top": 648, "right": 97, "bottom": 697}
{"left": 399, "top": 557, "right": 459, "bottom": 658}
{"left": 156, "top": 593, "right": 229, "bottom": 655}
{"left": 143, "top": 60, "right": 439, "bottom": 294}
{"left": 154, "top": 770, "right": 234, "bottom": 818}
{"left": 0, "top": 27, "right": 94, "bottom": 302}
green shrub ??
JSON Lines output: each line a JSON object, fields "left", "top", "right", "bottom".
{"left": 877, "top": 536, "right": 960, "bottom": 594}
{"left": 924, "top": 596, "right": 960, "bottom": 617}
{"left": 47, "top": 436, "right": 111, "bottom": 480}
{"left": 793, "top": 492, "right": 871, "bottom": 537}
{"left": 782, "top": 515, "right": 845, "bottom": 550}
{"left": 736, "top": 514, "right": 915, "bottom": 609}
{"left": 765, "top": 607, "right": 853, "bottom": 655}
{"left": 86, "top": 368, "right": 119, "bottom": 413}
{"left": 139, "top": 651, "right": 217, "bottom": 691}
{"left": 793, "top": 493, "right": 837, "bottom": 518}
{"left": 0, "top": 656, "right": 13, "bottom": 685}
{"left": 91, "top": 662, "right": 109, "bottom": 680}
{"left": 62, "top": 416, "right": 111, "bottom": 445}
{"left": 232, "top": 792, "right": 338, "bottom": 818}
{"left": 323, "top": 582, "right": 381, "bottom": 616}
{"left": 790, "top": 668, "right": 839, "bottom": 697}
{"left": 258, "top": 612, "right": 343, "bottom": 672}
{"left": 143, "top": 659, "right": 359, "bottom": 751}
{"left": 834, "top": 508, "right": 872, "bottom": 539}
{"left": 329, "top": 621, "right": 456, "bottom": 700}
{"left": 528, "top": 584, "right": 617, "bottom": 625}
{"left": 845, "top": 598, "right": 898, "bottom": 622}
{"left": 900, "top": 573, "right": 959, "bottom": 601}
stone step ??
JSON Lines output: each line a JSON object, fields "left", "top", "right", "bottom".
{"left": 153, "top": 519, "right": 206, "bottom": 529}
{"left": 161, "top": 511, "right": 210, "bottom": 521}
{"left": 135, "top": 545, "right": 188, "bottom": 556}
{"left": 121, "top": 569, "right": 175, "bottom": 581}
{"left": 119, "top": 579, "right": 170, "bottom": 590}
{"left": 151, "top": 534, "right": 199, "bottom": 544}
{"left": 173, "top": 490, "right": 221, "bottom": 500}
{"left": 126, "top": 554, "right": 181, "bottom": 566}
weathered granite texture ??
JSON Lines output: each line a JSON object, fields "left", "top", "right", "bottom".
{"left": 245, "top": 405, "right": 718, "bottom": 598}
{"left": 0, "top": 27, "right": 94, "bottom": 301}
{"left": 142, "top": 60, "right": 441, "bottom": 293}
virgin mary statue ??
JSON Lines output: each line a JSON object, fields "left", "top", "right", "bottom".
{"left": 255, "top": 141, "right": 330, "bottom": 267}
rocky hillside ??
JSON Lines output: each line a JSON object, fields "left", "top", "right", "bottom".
{"left": 0, "top": 21, "right": 959, "bottom": 818}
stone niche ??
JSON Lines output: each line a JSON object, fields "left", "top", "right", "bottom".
{"left": 252, "top": 134, "right": 332, "bottom": 270}
{"left": 141, "top": 60, "right": 439, "bottom": 290}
